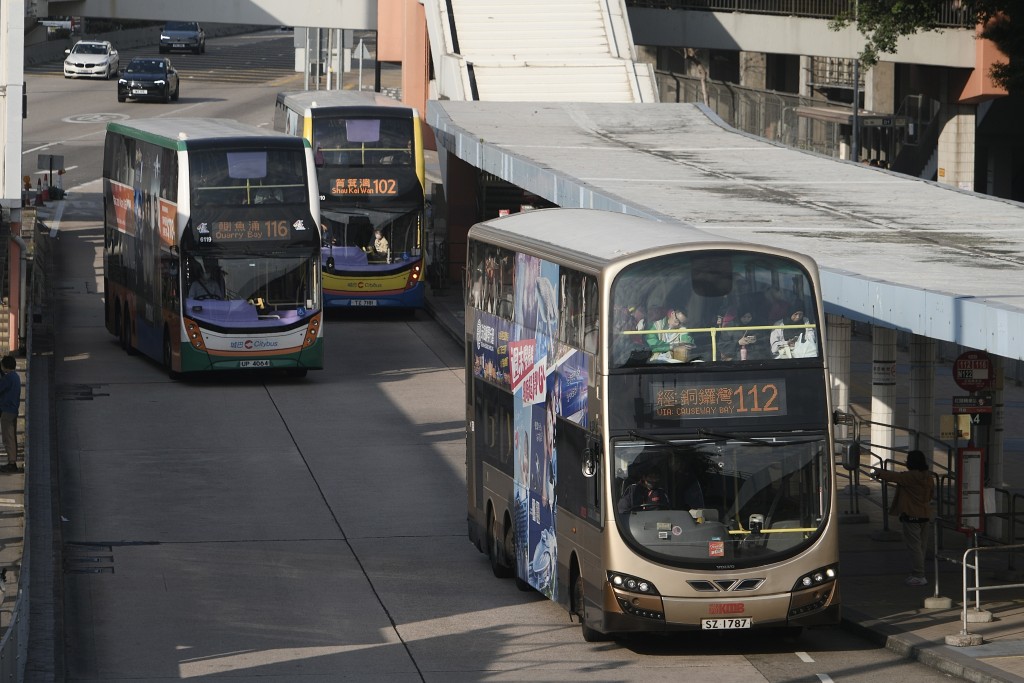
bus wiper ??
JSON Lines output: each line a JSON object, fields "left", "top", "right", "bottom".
{"left": 626, "top": 429, "right": 719, "bottom": 448}
{"left": 696, "top": 427, "right": 826, "bottom": 448}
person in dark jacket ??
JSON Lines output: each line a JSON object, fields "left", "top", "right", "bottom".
{"left": 872, "top": 450, "right": 935, "bottom": 586}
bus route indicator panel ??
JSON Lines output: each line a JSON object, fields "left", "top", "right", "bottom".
{"left": 330, "top": 177, "right": 398, "bottom": 196}
{"left": 197, "top": 220, "right": 295, "bottom": 243}
{"left": 651, "top": 379, "right": 788, "bottom": 418}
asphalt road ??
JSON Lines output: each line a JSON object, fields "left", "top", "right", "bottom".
{"left": 26, "top": 30, "right": 966, "bottom": 683}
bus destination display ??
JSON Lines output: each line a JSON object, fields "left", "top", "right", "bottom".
{"left": 651, "top": 378, "right": 788, "bottom": 418}
{"left": 197, "top": 220, "right": 294, "bottom": 243}
{"left": 330, "top": 177, "right": 398, "bottom": 197}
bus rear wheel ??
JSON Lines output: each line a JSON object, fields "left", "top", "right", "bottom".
{"left": 120, "top": 306, "right": 135, "bottom": 355}
{"left": 487, "top": 507, "right": 512, "bottom": 579}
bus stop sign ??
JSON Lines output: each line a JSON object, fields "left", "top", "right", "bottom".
{"left": 953, "top": 351, "right": 993, "bottom": 392}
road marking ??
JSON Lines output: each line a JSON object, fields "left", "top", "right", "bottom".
{"left": 796, "top": 651, "right": 814, "bottom": 663}
{"left": 816, "top": 675, "right": 834, "bottom": 682}
{"left": 62, "top": 113, "right": 130, "bottom": 124}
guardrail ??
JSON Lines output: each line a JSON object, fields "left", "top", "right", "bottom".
{"left": 625, "top": 0, "right": 976, "bottom": 27}
{"left": 947, "top": 543, "right": 1024, "bottom": 646}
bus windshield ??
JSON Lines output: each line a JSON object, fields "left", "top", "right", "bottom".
{"left": 613, "top": 436, "right": 830, "bottom": 569}
{"left": 611, "top": 251, "right": 819, "bottom": 367}
{"left": 184, "top": 254, "right": 317, "bottom": 325}
{"left": 321, "top": 208, "right": 420, "bottom": 265}
{"left": 190, "top": 148, "right": 310, "bottom": 207}
{"left": 313, "top": 115, "right": 414, "bottom": 167}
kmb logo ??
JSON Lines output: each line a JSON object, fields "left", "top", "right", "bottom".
{"left": 708, "top": 603, "right": 745, "bottom": 615}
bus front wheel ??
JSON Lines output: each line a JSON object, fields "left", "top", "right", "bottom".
{"left": 163, "top": 332, "right": 180, "bottom": 380}
{"left": 573, "top": 569, "right": 606, "bottom": 643}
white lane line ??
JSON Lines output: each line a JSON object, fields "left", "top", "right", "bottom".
{"left": 796, "top": 651, "right": 815, "bottom": 663}
{"left": 816, "top": 675, "right": 834, "bottom": 682}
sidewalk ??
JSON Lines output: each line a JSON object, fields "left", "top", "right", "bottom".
{"left": 423, "top": 284, "right": 1024, "bottom": 683}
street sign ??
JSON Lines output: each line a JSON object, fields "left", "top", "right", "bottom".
{"left": 953, "top": 351, "right": 993, "bottom": 392}
{"left": 952, "top": 394, "right": 993, "bottom": 414}
{"left": 956, "top": 447, "right": 985, "bottom": 534}
{"left": 37, "top": 154, "right": 64, "bottom": 171}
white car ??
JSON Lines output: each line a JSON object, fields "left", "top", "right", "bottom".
{"left": 64, "top": 40, "right": 120, "bottom": 79}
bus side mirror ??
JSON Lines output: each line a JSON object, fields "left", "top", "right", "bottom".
{"left": 582, "top": 440, "right": 600, "bottom": 478}
{"left": 842, "top": 441, "right": 861, "bottom": 471}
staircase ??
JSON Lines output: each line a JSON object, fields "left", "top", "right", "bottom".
{"left": 425, "top": 0, "right": 657, "bottom": 103}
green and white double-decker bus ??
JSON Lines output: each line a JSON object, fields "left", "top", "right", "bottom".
{"left": 103, "top": 118, "right": 323, "bottom": 376}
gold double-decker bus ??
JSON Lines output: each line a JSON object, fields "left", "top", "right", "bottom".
{"left": 465, "top": 208, "right": 839, "bottom": 641}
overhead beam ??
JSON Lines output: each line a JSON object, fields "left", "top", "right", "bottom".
{"left": 44, "top": 0, "right": 376, "bottom": 29}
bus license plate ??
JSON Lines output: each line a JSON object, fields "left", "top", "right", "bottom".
{"left": 701, "top": 618, "right": 751, "bottom": 630}
{"left": 350, "top": 300, "right": 377, "bottom": 307}
{"left": 239, "top": 360, "right": 272, "bottom": 368}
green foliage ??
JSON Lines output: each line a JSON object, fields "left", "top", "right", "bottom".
{"left": 832, "top": 1, "right": 1019, "bottom": 92}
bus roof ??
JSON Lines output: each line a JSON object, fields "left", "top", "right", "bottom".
{"left": 105, "top": 118, "right": 310, "bottom": 150}
{"left": 276, "top": 90, "right": 418, "bottom": 118}
{"left": 471, "top": 208, "right": 813, "bottom": 270}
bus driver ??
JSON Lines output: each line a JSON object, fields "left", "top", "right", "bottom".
{"left": 188, "top": 262, "right": 226, "bottom": 300}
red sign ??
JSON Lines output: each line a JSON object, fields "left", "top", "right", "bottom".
{"left": 953, "top": 351, "right": 993, "bottom": 392}
{"left": 952, "top": 395, "right": 993, "bottom": 414}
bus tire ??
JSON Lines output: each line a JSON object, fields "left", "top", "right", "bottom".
{"left": 287, "top": 368, "right": 308, "bottom": 378}
{"left": 573, "top": 567, "right": 607, "bottom": 643}
{"left": 121, "top": 306, "right": 135, "bottom": 355}
{"left": 513, "top": 533, "right": 532, "bottom": 592}
{"left": 487, "top": 507, "right": 512, "bottom": 579}
{"left": 163, "top": 332, "right": 180, "bottom": 380}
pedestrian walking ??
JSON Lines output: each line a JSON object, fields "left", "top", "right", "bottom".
{"left": 0, "top": 355, "right": 21, "bottom": 473}
{"left": 871, "top": 450, "right": 934, "bottom": 585}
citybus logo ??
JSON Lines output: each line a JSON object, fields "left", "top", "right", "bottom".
{"left": 708, "top": 603, "right": 745, "bottom": 614}
{"left": 230, "top": 339, "right": 280, "bottom": 350}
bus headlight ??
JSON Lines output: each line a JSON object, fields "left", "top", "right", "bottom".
{"left": 184, "top": 318, "right": 207, "bottom": 351}
{"left": 303, "top": 315, "right": 321, "bottom": 348}
{"left": 792, "top": 564, "right": 837, "bottom": 591}
{"left": 608, "top": 571, "right": 660, "bottom": 596}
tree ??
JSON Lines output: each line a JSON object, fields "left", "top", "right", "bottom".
{"left": 831, "top": 1, "right": 1020, "bottom": 92}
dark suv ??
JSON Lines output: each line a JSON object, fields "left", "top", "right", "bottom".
{"left": 159, "top": 21, "right": 206, "bottom": 54}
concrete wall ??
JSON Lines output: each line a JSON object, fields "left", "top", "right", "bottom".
{"left": 24, "top": 23, "right": 265, "bottom": 66}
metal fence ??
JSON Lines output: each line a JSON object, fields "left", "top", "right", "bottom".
{"left": 626, "top": 0, "right": 976, "bottom": 27}
{"left": 656, "top": 71, "right": 845, "bottom": 158}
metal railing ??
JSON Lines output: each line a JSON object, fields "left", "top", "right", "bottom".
{"left": 626, "top": 0, "right": 977, "bottom": 27}
{"left": 953, "top": 544, "right": 1024, "bottom": 643}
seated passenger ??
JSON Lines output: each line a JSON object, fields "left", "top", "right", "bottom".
{"left": 618, "top": 470, "right": 671, "bottom": 513}
{"left": 770, "top": 304, "right": 817, "bottom": 358}
{"left": 645, "top": 306, "right": 695, "bottom": 362}
{"left": 369, "top": 229, "right": 390, "bottom": 260}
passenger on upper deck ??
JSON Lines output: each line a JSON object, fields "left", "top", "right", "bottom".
{"left": 770, "top": 303, "right": 817, "bottom": 358}
{"left": 645, "top": 305, "right": 695, "bottom": 362}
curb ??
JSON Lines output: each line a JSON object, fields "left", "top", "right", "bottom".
{"left": 841, "top": 607, "right": 1022, "bottom": 683}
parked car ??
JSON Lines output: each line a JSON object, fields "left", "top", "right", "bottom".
{"left": 159, "top": 21, "right": 206, "bottom": 54}
{"left": 117, "top": 57, "right": 180, "bottom": 103}
{"left": 63, "top": 40, "right": 119, "bottom": 79}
